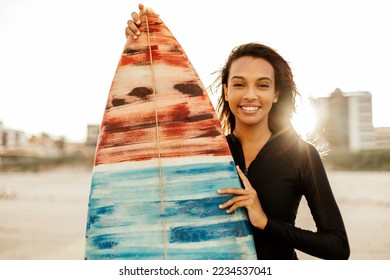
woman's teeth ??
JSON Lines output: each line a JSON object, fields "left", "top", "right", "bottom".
{"left": 241, "top": 106, "right": 259, "bottom": 111}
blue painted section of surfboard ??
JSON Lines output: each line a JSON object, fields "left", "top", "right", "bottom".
{"left": 85, "top": 156, "right": 257, "bottom": 259}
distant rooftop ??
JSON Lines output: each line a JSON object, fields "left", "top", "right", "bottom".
{"left": 330, "top": 88, "right": 371, "bottom": 97}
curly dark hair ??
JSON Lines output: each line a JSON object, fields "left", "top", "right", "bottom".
{"left": 213, "top": 43, "right": 300, "bottom": 134}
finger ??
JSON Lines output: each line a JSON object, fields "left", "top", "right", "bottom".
{"left": 138, "top": 3, "right": 145, "bottom": 14}
{"left": 131, "top": 12, "right": 141, "bottom": 25}
{"left": 219, "top": 194, "right": 247, "bottom": 209}
{"left": 235, "top": 165, "right": 246, "bottom": 180}
{"left": 226, "top": 200, "right": 247, "bottom": 214}
{"left": 217, "top": 188, "right": 246, "bottom": 195}
{"left": 126, "top": 20, "right": 141, "bottom": 39}
{"left": 235, "top": 165, "right": 254, "bottom": 190}
{"left": 125, "top": 26, "right": 138, "bottom": 40}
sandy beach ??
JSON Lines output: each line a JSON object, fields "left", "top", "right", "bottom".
{"left": 1, "top": 167, "right": 389, "bottom": 260}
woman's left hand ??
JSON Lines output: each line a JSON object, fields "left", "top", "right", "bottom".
{"left": 218, "top": 166, "right": 268, "bottom": 230}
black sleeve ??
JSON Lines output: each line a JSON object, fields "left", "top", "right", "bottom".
{"left": 263, "top": 144, "right": 350, "bottom": 259}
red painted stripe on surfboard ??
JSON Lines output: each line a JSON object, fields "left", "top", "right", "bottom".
{"left": 98, "top": 117, "right": 225, "bottom": 149}
{"left": 95, "top": 136, "right": 231, "bottom": 165}
{"left": 120, "top": 46, "right": 191, "bottom": 69}
{"left": 96, "top": 104, "right": 230, "bottom": 164}
{"left": 119, "top": 15, "right": 190, "bottom": 68}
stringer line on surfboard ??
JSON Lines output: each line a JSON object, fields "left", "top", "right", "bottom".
{"left": 145, "top": 14, "right": 168, "bottom": 260}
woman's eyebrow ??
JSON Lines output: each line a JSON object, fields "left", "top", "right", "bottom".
{"left": 230, "top": 76, "right": 273, "bottom": 82}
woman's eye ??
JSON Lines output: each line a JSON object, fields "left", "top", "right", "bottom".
{"left": 233, "top": 83, "right": 244, "bottom": 87}
{"left": 258, "top": 84, "right": 269, "bottom": 88}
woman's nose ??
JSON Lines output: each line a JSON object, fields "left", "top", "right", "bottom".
{"left": 243, "top": 86, "right": 257, "bottom": 100}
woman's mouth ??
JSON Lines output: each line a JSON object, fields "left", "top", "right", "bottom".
{"left": 240, "top": 106, "right": 260, "bottom": 112}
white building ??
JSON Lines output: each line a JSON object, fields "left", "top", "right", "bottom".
{"left": 375, "top": 127, "right": 390, "bottom": 149}
{"left": 312, "top": 88, "right": 376, "bottom": 151}
{"left": 2, "top": 129, "right": 27, "bottom": 148}
{"left": 86, "top": 124, "right": 100, "bottom": 147}
{"left": 0, "top": 121, "right": 4, "bottom": 146}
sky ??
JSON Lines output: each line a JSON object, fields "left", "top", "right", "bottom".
{"left": 0, "top": 0, "right": 389, "bottom": 142}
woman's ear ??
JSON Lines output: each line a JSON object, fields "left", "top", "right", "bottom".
{"left": 223, "top": 84, "right": 228, "bottom": 101}
{"left": 273, "top": 92, "right": 279, "bottom": 103}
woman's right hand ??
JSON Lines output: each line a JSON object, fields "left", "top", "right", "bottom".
{"left": 125, "top": 3, "right": 144, "bottom": 39}
{"left": 125, "top": 4, "right": 145, "bottom": 39}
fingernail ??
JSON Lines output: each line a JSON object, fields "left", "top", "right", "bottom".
{"left": 137, "top": 20, "right": 141, "bottom": 24}
{"left": 226, "top": 209, "right": 230, "bottom": 214}
{"left": 133, "top": 35, "right": 137, "bottom": 39}
{"left": 136, "top": 31, "right": 140, "bottom": 35}
{"left": 218, "top": 204, "right": 223, "bottom": 209}
{"left": 217, "top": 189, "right": 221, "bottom": 193}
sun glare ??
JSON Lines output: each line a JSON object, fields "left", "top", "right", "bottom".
{"left": 292, "top": 97, "right": 318, "bottom": 139}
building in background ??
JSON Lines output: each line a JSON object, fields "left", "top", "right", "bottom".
{"left": 312, "top": 88, "right": 376, "bottom": 151}
{"left": 375, "top": 127, "right": 390, "bottom": 149}
{"left": 0, "top": 121, "right": 86, "bottom": 158}
{"left": 86, "top": 124, "right": 100, "bottom": 148}
{"left": 0, "top": 125, "right": 27, "bottom": 149}
{"left": 0, "top": 121, "right": 3, "bottom": 147}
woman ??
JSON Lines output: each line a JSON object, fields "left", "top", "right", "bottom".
{"left": 126, "top": 4, "right": 350, "bottom": 260}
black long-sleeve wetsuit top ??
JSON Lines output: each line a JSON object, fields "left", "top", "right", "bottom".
{"left": 226, "top": 130, "right": 350, "bottom": 260}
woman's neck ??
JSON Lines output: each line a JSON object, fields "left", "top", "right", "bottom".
{"left": 233, "top": 123, "right": 272, "bottom": 169}
{"left": 233, "top": 123, "right": 272, "bottom": 145}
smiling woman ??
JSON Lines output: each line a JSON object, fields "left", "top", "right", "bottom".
{"left": 206, "top": 42, "right": 350, "bottom": 259}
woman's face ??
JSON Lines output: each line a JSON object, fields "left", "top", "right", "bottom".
{"left": 225, "top": 56, "right": 278, "bottom": 130}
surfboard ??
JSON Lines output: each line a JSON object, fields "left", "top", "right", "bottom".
{"left": 85, "top": 7, "right": 257, "bottom": 260}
